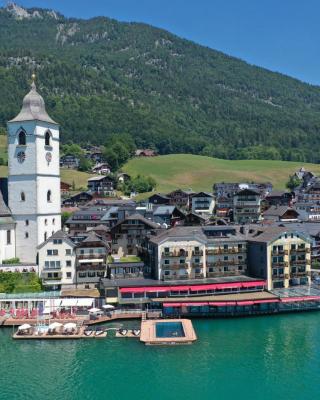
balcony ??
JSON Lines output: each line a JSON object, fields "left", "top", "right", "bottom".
{"left": 272, "top": 249, "right": 288, "bottom": 256}
{"left": 206, "top": 247, "right": 246, "bottom": 255}
{"left": 163, "top": 274, "right": 189, "bottom": 281}
{"left": 290, "top": 259, "right": 310, "bottom": 265}
{"left": 207, "top": 271, "right": 245, "bottom": 278}
{"left": 163, "top": 263, "right": 188, "bottom": 270}
{"left": 194, "top": 273, "right": 204, "bottom": 279}
{"left": 290, "top": 271, "right": 309, "bottom": 278}
{"left": 290, "top": 247, "right": 310, "bottom": 253}
{"left": 192, "top": 250, "right": 203, "bottom": 256}
{"left": 272, "top": 262, "right": 288, "bottom": 268}
{"left": 161, "top": 251, "right": 188, "bottom": 258}
{"left": 77, "top": 254, "right": 106, "bottom": 260}
{"left": 191, "top": 263, "right": 203, "bottom": 268}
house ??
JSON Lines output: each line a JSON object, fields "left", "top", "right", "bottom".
{"left": 215, "top": 196, "right": 233, "bottom": 219}
{"left": 135, "top": 149, "right": 157, "bottom": 157}
{"left": 167, "top": 189, "right": 195, "bottom": 209}
{"left": 85, "top": 147, "right": 104, "bottom": 163}
{"left": 75, "top": 231, "right": 109, "bottom": 289}
{"left": 148, "top": 226, "right": 248, "bottom": 281}
{"left": 148, "top": 193, "right": 170, "bottom": 205}
{"left": 91, "top": 163, "right": 111, "bottom": 175}
{"left": 60, "top": 155, "right": 80, "bottom": 169}
{"left": 62, "top": 192, "right": 93, "bottom": 207}
{"left": 60, "top": 181, "right": 71, "bottom": 196}
{"left": 65, "top": 209, "right": 109, "bottom": 235}
{"left": 248, "top": 227, "right": 311, "bottom": 290}
{"left": 191, "top": 192, "right": 215, "bottom": 215}
{"left": 152, "top": 205, "right": 185, "bottom": 226}
{"left": 265, "top": 191, "right": 293, "bottom": 207}
{"left": 110, "top": 214, "right": 160, "bottom": 256}
{"left": 37, "top": 230, "right": 77, "bottom": 290}
{"left": 183, "top": 212, "right": 209, "bottom": 226}
{"left": 233, "top": 189, "right": 262, "bottom": 224}
{"left": 87, "top": 176, "right": 115, "bottom": 196}
{"left": 263, "top": 206, "right": 299, "bottom": 222}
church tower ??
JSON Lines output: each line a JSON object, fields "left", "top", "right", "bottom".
{"left": 7, "top": 75, "right": 61, "bottom": 263}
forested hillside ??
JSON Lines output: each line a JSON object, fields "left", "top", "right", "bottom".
{"left": 1, "top": 3, "right": 320, "bottom": 162}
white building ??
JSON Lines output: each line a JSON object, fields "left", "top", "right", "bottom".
{"left": 7, "top": 77, "right": 61, "bottom": 262}
{"left": 37, "top": 230, "right": 76, "bottom": 290}
{"left": 191, "top": 192, "right": 215, "bottom": 216}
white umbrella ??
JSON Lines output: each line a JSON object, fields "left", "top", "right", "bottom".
{"left": 88, "top": 307, "right": 101, "bottom": 313}
{"left": 64, "top": 322, "right": 77, "bottom": 331}
{"left": 18, "top": 323, "right": 31, "bottom": 331}
{"left": 48, "top": 322, "right": 63, "bottom": 330}
{"left": 102, "top": 305, "right": 115, "bottom": 310}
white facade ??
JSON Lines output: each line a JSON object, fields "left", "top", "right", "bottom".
{"left": 0, "top": 225, "right": 16, "bottom": 263}
{"left": 7, "top": 81, "right": 61, "bottom": 263}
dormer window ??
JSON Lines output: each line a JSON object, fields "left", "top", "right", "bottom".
{"left": 45, "top": 131, "right": 51, "bottom": 146}
{"left": 18, "top": 131, "right": 26, "bottom": 146}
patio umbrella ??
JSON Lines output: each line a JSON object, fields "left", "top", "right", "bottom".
{"left": 88, "top": 307, "right": 101, "bottom": 313}
{"left": 64, "top": 322, "right": 77, "bottom": 331}
{"left": 48, "top": 322, "right": 63, "bottom": 330}
{"left": 18, "top": 324, "right": 31, "bottom": 331}
{"left": 102, "top": 305, "right": 115, "bottom": 310}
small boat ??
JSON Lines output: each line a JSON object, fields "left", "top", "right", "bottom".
{"left": 132, "top": 329, "right": 141, "bottom": 337}
{"left": 118, "top": 329, "right": 128, "bottom": 336}
{"left": 95, "top": 329, "right": 105, "bottom": 337}
{"left": 84, "top": 330, "right": 94, "bottom": 336}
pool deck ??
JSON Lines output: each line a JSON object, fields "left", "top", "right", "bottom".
{"left": 140, "top": 319, "right": 197, "bottom": 345}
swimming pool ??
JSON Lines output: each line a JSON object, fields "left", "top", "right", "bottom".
{"left": 155, "top": 322, "right": 185, "bottom": 338}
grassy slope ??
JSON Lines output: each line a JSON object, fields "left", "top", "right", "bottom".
{"left": 123, "top": 154, "right": 320, "bottom": 193}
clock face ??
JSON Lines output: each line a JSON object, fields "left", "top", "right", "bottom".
{"left": 45, "top": 152, "right": 52, "bottom": 163}
{"left": 17, "top": 151, "right": 26, "bottom": 163}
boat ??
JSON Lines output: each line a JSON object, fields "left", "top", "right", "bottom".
{"left": 132, "top": 329, "right": 141, "bottom": 337}
{"left": 84, "top": 329, "right": 94, "bottom": 336}
{"left": 118, "top": 329, "right": 128, "bottom": 336}
{"left": 95, "top": 329, "right": 105, "bottom": 337}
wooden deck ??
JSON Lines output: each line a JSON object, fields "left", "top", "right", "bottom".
{"left": 140, "top": 319, "right": 197, "bottom": 346}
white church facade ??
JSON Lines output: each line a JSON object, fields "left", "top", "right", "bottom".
{"left": 2, "top": 76, "right": 61, "bottom": 264}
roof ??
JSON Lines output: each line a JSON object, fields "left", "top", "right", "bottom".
{"left": 247, "top": 226, "right": 311, "bottom": 244}
{"left": 236, "top": 188, "right": 260, "bottom": 196}
{"left": 266, "top": 191, "right": 289, "bottom": 197}
{"left": 79, "top": 231, "right": 107, "bottom": 246}
{"left": 112, "top": 213, "right": 159, "bottom": 230}
{"left": 37, "top": 230, "right": 76, "bottom": 249}
{"left": 192, "top": 192, "right": 214, "bottom": 198}
{"left": 9, "top": 81, "right": 57, "bottom": 125}
{"left": 153, "top": 206, "right": 176, "bottom": 215}
{"left": 88, "top": 175, "right": 112, "bottom": 182}
{"left": 148, "top": 193, "right": 170, "bottom": 200}
{"left": 263, "top": 206, "right": 299, "bottom": 218}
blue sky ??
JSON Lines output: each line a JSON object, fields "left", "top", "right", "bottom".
{"left": 4, "top": 0, "right": 320, "bottom": 85}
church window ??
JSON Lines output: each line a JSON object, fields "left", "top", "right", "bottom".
{"left": 47, "top": 190, "right": 52, "bottom": 202}
{"left": 45, "top": 219, "right": 48, "bottom": 226}
{"left": 44, "top": 232, "right": 47, "bottom": 241}
{"left": 25, "top": 232, "right": 29, "bottom": 239}
{"left": 6, "top": 230, "right": 11, "bottom": 245}
{"left": 20, "top": 192, "right": 25, "bottom": 201}
{"left": 18, "top": 131, "right": 26, "bottom": 146}
{"left": 25, "top": 220, "right": 29, "bottom": 226}
{"left": 45, "top": 131, "right": 51, "bottom": 146}
{"left": 52, "top": 218, "right": 55, "bottom": 225}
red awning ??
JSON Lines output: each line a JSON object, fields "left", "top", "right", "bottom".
{"left": 280, "top": 297, "right": 306, "bottom": 303}
{"left": 189, "top": 284, "right": 217, "bottom": 291}
{"left": 208, "top": 302, "right": 229, "bottom": 306}
{"left": 215, "top": 283, "right": 242, "bottom": 289}
{"left": 167, "top": 286, "right": 190, "bottom": 291}
{"left": 237, "top": 301, "right": 255, "bottom": 306}
{"left": 163, "top": 303, "right": 182, "bottom": 307}
{"left": 182, "top": 302, "right": 209, "bottom": 306}
{"left": 241, "top": 281, "right": 266, "bottom": 288}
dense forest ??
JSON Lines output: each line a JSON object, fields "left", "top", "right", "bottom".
{"left": 1, "top": 3, "right": 320, "bottom": 162}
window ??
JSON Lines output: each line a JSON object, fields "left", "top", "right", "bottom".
{"left": 179, "top": 259, "right": 185, "bottom": 264}
{"left": 47, "top": 249, "right": 58, "bottom": 256}
{"left": 25, "top": 220, "right": 29, "bottom": 226}
{"left": 53, "top": 239, "right": 62, "bottom": 245}
{"left": 45, "top": 219, "right": 48, "bottom": 226}
{"left": 52, "top": 218, "right": 55, "bottom": 225}
{"left": 18, "top": 131, "right": 26, "bottom": 146}
{"left": 25, "top": 232, "right": 29, "bottom": 238}
{"left": 6, "top": 230, "right": 11, "bottom": 245}
{"left": 47, "top": 190, "right": 52, "bottom": 202}
{"left": 45, "top": 131, "right": 51, "bottom": 146}
{"left": 21, "top": 192, "right": 25, "bottom": 202}
{"left": 66, "top": 260, "right": 72, "bottom": 267}
{"left": 79, "top": 272, "right": 87, "bottom": 278}
{"left": 224, "top": 256, "right": 228, "bottom": 261}
{"left": 66, "top": 249, "right": 71, "bottom": 255}
{"left": 66, "top": 272, "right": 71, "bottom": 278}
{"left": 88, "top": 271, "right": 96, "bottom": 278}
{"left": 44, "top": 232, "right": 47, "bottom": 241}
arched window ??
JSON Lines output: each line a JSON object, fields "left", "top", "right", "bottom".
{"left": 25, "top": 232, "right": 29, "bottom": 239}
{"left": 44, "top": 232, "right": 47, "bottom": 241}
{"left": 25, "top": 220, "right": 29, "bottom": 226}
{"left": 21, "top": 192, "right": 25, "bottom": 201}
{"left": 47, "top": 190, "right": 52, "bottom": 202}
{"left": 45, "top": 219, "right": 48, "bottom": 226}
{"left": 45, "top": 131, "right": 51, "bottom": 146}
{"left": 52, "top": 218, "right": 55, "bottom": 225}
{"left": 18, "top": 131, "right": 26, "bottom": 146}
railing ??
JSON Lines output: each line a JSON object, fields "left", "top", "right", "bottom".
{"left": 77, "top": 254, "right": 106, "bottom": 260}
{"left": 291, "top": 247, "right": 310, "bottom": 253}
{"left": 207, "top": 271, "right": 246, "bottom": 277}
{"left": 163, "top": 274, "right": 189, "bottom": 281}
{"left": 206, "top": 248, "right": 246, "bottom": 255}
{"left": 192, "top": 250, "right": 203, "bottom": 256}
{"left": 163, "top": 263, "right": 188, "bottom": 270}
{"left": 161, "top": 252, "right": 187, "bottom": 258}
{"left": 272, "top": 262, "right": 288, "bottom": 267}
{"left": 272, "top": 250, "right": 288, "bottom": 256}
{"left": 191, "top": 263, "right": 203, "bottom": 268}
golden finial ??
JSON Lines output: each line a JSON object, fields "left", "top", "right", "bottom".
{"left": 31, "top": 73, "right": 36, "bottom": 82}
{"left": 31, "top": 72, "right": 36, "bottom": 90}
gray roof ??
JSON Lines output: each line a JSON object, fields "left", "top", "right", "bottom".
{"left": 263, "top": 206, "right": 298, "bottom": 218}
{"left": 112, "top": 213, "right": 159, "bottom": 230}
{"left": 153, "top": 206, "right": 176, "bottom": 215}
{"left": 37, "top": 230, "right": 76, "bottom": 249}
{"left": 9, "top": 81, "right": 57, "bottom": 125}
{"left": 247, "top": 226, "right": 311, "bottom": 244}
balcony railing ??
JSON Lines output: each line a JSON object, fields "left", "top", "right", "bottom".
{"left": 161, "top": 251, "right": 188, "bottom": 258}
{"left": 206, "top": 247, "right": 246, "bottom": 255}
{"left": 163, "top": 274, "right": 190, "bottom": 281}
{"left": 191, "top": 263, "right": 203, "bottom": 268}
{"left": 192, "top": 250, "right": 203, "bottom": 256}
{"left": 207, "top": 271, "right": 246, "bottom": 278}
{"left": 163, "top": 263, "right": 188, "bottom": 270}
{"left": 290, "top": 247, "right": 310, "bottom": 253}
{"left": 77, "top": 254, "right": 106, "bottom": 260}
{"left": 272, "top": 262, "right": 289, "bottom": 267}
{"left": 272, "top": 250, "right": 289, "bottom": 256}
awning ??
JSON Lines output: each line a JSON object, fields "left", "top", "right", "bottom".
{"left": 60, "top": 299, "right": 78, "bottom": 307}
{"left": 44, "top": 299, "right": 61, "bottom": 309}
{"left": 215, "top": 283, "right": 242, "bottom": 289}
{"left": 241, "top": 281, "right": 266, "bottom": 288}
{"left": 183, "top": 302, "right": 209, "bottom": 307}
{"left": 166, "top": 286, "right": 190, "bottom": 291}
{"left": 280, "top": 296, "right": 320, "bottom": 303}
{"left": 76, "top": 298, "right": 94, "bottom": 307}
{"left": 237, "top": 301, "right": 255, "bottom": 306}
{"left": 254, "top": 299, "right": 279, "bottom": 304}
{"left": 189, "top": 284, "right": 217, "bottom": 291}
{"left": 208, "top": 302, "right": 229, "bottom": 306}
{"left": 163, "top": 303, "right": 182, "bottom": 307}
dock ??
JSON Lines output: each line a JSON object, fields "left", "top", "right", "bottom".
{"left": 12, "top": 326, "right": 107, "bottom": 340}
{"left": 140, "top": 319, "right": 197, "bottom": 345}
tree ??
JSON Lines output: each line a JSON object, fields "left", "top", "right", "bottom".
{"left": 286, "top": 175, "right": 301, "bottom": 191}
{"left": 78, "top": 156, "right": 92, "bottom": 172}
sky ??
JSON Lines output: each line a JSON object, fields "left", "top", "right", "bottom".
{"left": 3, "top": 0, "right": 320, "bottom": 85}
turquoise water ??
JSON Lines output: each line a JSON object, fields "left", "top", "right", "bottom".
{"left": 155, "top": 321, "right": 185, "bottom": 337}
{"left": 1, "top": 313, "right": 320, "bottom": 400}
